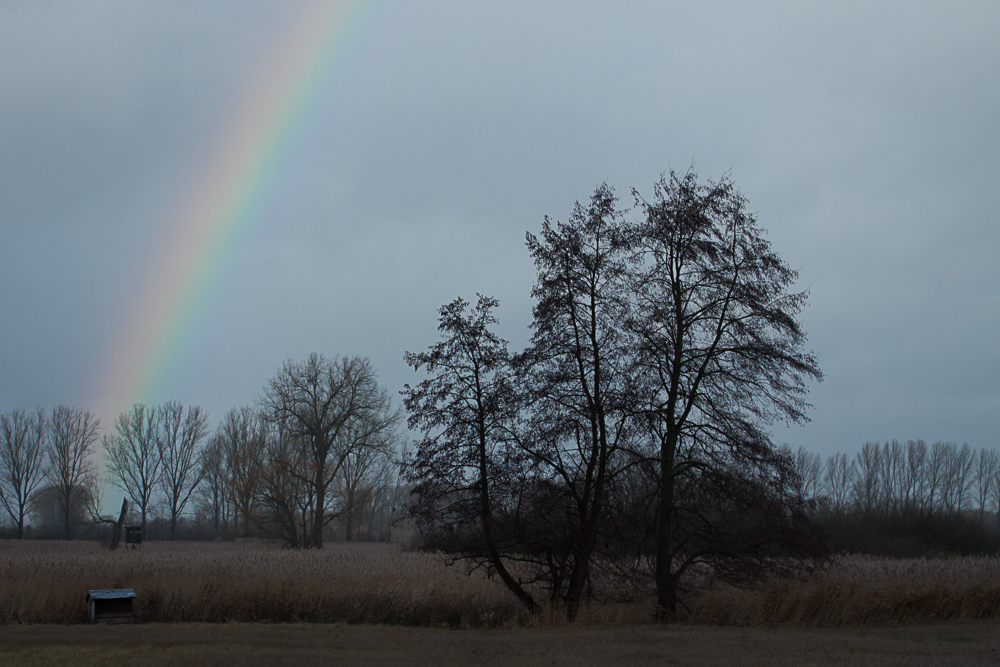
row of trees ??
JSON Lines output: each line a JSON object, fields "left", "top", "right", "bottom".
{"left": 791, "top": 440, "right": 1000, "bottom": 520}
{"left": 787, "top": 440, "right": 1000, "bottom": 555}
{"left": 102, "top": 402, "right": 209, "bottom": 540}
{"left": 197, "top": 355, "right": 403, "bottom": 548}
{"left": 0, "top": 356, "right": 405, "bottom": 544}
{"left": 403, "top": 170, "right": 824, "bottom": 620}
{"left": 0, "top": 406, "right": 100, "bottom": 539}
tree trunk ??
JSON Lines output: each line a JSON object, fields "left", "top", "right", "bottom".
{"left": 110, "top": 498, "right": 129, "bottom": 550}
{"left": 63, "top": 493, "right": 72, "bottom": 540}
{"left": 564, "top": 546, "right": 592, "bottom": 622}
{"left": 366, "top": 500, "right": 378, "bottom": 541}
{"left": 312, "top": 466, "right": 325, "bottom": 548}
{"left": 476, "top": 405, "right": 537, "bottom": 614}
{"left": 345, "top": 501, "right": 353, "bottom": 542}
{"left": 480, "top": 483, "right": 537, "bottom": 614}
{"left": 564, "top": 408, "right": 609, "bottom": 622}
{"left": 655, "top": 430, "right": 678, "bottom": 620}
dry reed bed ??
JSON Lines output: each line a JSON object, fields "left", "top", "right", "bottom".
{"left": 689, "top": 554, "right": 1000, "bottom": 625}
{"left": 3, "top": 542, "right": 999, "bottom": 626}
{"left": 0, "top": 541, "right": 522, "bottom": 626}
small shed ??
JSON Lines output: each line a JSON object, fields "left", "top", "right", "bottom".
{"left": 86, "top": 589, "right": 136, "bottom": 623}
{"left": 124, "top": 526, "right": 142, "bottom": 549}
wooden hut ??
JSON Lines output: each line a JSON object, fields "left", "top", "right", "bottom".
{"left": 125, "top": 526, "right": 142, "bottom": 549}
{"left": 86, "top": 589, "right": 136, "bottom": 623}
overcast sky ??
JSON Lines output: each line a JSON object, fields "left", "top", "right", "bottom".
{"left": 1, "top": 0, "right": 998, "bottom": 462}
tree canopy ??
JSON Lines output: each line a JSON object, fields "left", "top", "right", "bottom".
{"left": 405, "top": 170, "right": 825, "bottom": 620}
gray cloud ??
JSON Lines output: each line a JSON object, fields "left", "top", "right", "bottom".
{"left": 1, "top": 1, "right": 997, "bottom": 459}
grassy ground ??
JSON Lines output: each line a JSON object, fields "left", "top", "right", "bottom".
{"left": 1, "top": 621, "right": 998, "bottom": 666}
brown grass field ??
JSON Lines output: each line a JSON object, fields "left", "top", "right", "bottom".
{"left": 1, "top": 541, "right": 999, "bottom": 664}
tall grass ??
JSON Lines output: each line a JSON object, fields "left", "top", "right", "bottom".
{"left": 0, "top": 541, "right": 523, "bottom": 626}
{"left": 2, "top": 542, "right": 998, "bottom": 626}
{"left": 689, "top": 555, "right": 1000, "bottom": 625}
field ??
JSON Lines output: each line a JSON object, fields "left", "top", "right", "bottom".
{"left": 3, "top": 540, "right": 1000, "bottom": 627}
{"left": 0, "top": 541, "right": 525, "bottom": 626}
{"left": 2, "top": 541, "right": 1000, "bottom": 665}
{"left": 693, "top": 555, "right": 1000, "bottom": 625}
{"left": 0, "top": 541, "right": 1000, "bottom": 629}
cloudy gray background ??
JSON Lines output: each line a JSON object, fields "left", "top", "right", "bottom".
{"left": 1, "top": 0, "right": 998, "bottom": 461}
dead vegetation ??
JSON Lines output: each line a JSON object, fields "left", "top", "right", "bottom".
{"left": 1, "top": 542, "right": 999, "bottom": 627}
{"left": 0, "top": 541, "right": 521, "bottom": 626}
{"left": 691, "top": 555, "right": 1000, "bottom": 625}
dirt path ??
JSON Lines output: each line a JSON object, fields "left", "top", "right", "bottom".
{"left": 1, "top": 621, "right": 998, "bottom": 666}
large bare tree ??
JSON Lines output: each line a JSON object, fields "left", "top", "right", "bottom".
{"left": 157, "top": 402, "right": 209, "bottom": 539}
{"left": 46, "top": 406, "right": 100, "bottom": 539}
{"left": 0, "top": 408, "right": 47, "bottom": 538}
{"left": 262, "top": 354, "right": 398, "bottom": 548}
{"left": 404, "top": 174, "right": 823, "bottom": 621}
{"left": 519, "top": 185, "right": 636, "bottom": 621}
{"left": 104, "top": 404, "right": 160, "bottom": 536}
{"left": 404, "top": 295, "right": 538, "bottom": 613}
{"left": 628, "top": 170, "right": 822, "bottom": 617}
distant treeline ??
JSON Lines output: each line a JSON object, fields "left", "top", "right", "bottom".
{"left": 787, "top": 440, "right": 1000, "bottom": 555}
{"left": 0, "top": 356, "right": 408, "bottom": 545}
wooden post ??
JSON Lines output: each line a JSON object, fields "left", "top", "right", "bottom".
{"left": 109, "top": 498, "right": 129, "bottom": 551}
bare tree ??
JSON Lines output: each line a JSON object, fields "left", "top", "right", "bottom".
{"left": 262, "top": 354, "right": 399, "bottom": 548}
{"left": 926, "top": 441, "right": 949, "bottom": 512}
{"left": 519, "top": 184, "right": 636, "bottom": 621}
{"left": 628, "top": 170, "right": 823, "bottom": 617}
{"left": 218, "top": 406, "right": 264, "bottom": 537}
{"left": 792, "top": 445, "right": 822, "bottom": 502}
{"left": 952, "top": 443, "right": 975, "bottom": 513}
{"left": 878, "top": 441, "right": 905, "bottom": 515}
{"left": 254, "top": 421, "right": 311, "bottom": 547}
{"left": 80, "top": 469, "right": 118, "bottom": 533}
{"left": 994, "top": 469, "right": 1000, "bottom": 531}
{"left": 104, "top": 404, "right": 160, "bottom": 536}
{"left": 853, "top": 443, "right": 883, "bottom": 517}
{"left": 361, "top": 445, "right": 400, "bottom": 541}
{"left": 903, "top": 440, "right": 927, "bottom": 512}
{"left": 823, "top": 452, "right": 855, "bottom": 514}
{"left": 157, "top": 402, "right": 209, "bottom": 539}
{"left": 46, "top": 406, "right": 100, "bottom": 539}
{"left": 0, "top": 408, "right": 47, "bottom": 538}
{"left": 404, "top": 297, "right": 540, "bottom": 611}
{"left": 973, "top": 447, "right": 998, "bottom": 526}
{"left": 935, "top": 442, "right": 973, "bottom": 514}
{"left": 384, "top": 439, "right": 409, "bottom": 543}
{"left": 406, "top": 175, "right": 822, "bottom": 620}
{"left": 197, "top": 432, "right": 231, "bottom": 539}
{"left": 337, "top": 427, "right": 394, "bottom": 541}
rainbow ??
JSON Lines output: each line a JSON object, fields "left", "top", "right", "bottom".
{"left": 99, "top": 0, "right": 371, "bottom": 414}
